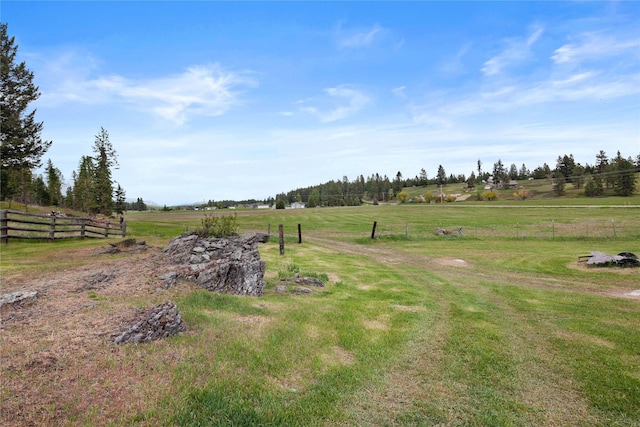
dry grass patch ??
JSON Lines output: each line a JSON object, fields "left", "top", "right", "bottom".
{"left": 0, "top": 246, "right": 196, "bottom": 426}
{"left": 319, "top": 345, "right": 356, "bottom": 367}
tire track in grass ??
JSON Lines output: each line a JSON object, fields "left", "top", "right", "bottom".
{"left": 304, "top": 234, "right": 609, "bottom": 425}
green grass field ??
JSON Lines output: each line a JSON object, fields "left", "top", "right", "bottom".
{"left": 2, "top": 201, "right": 639, "bottom": 426}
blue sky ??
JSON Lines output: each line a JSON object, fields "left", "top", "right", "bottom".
{"left": 4, "top": 1, "right": 639, "bottom": 205}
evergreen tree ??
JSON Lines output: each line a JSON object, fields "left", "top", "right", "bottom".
{"left": 436, "top": 165, "right": 446, "bottom": 186}
{"left": 492, "top": 159, "right": 507, "bottom": 186}
{"left": 518, "top": 163, "right": 530, "bottom": 180}
{"left": 113, "top": 183, "right": 126, "bottom": 216}
{"left": 91, "top": 127, "right": 118, "bottom": 215}
{"left": 612, "top": 152, "right": 637, "bottom": 196}
{"left": 73, "top": 156, "right": 94, "bottom": 212}
{"left": 584, "top": 174, "right": 604, "bottom": 197}
{"left": 508, "top": 163, "right": 518, "bottom": 180}
{"left": 466, "top": 171, "right": 476, "bottom": 189}
{"left": 556, "top": 154, "right": 575, "bottom": 183}
{"left": 393, "top": 171, "right": 403, "bottom": 193}
{"left": 32, "top": 175, "right": 48, "bottom": 206}
{"left": 44, "top": 159, "right": 63, "bottom": 206}
{"left": 1, "top": 23, "right": 52, "bottom": 203}
{"left": 419, "top": 168, "right": 428, "bottom": 186}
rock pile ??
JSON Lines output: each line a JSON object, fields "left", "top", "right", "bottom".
{"left": 162, "top": 232, "right": 266, "bottom": 296}
{"left": 114, "top": 302, "right": 185, "bottom": 344}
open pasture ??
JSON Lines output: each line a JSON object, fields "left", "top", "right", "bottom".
{"left": 1, "top": 203, "right": 639, "bottom": 426}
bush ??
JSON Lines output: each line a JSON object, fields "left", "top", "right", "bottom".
{"left": 397, "top": 191, "right": 409, "bottom": 203}
{"left": 513, "top": 189, "right": 529, "bottom": 200}
{"left": 196, "top": 213, "right": 239, "bottom": 238}
{"left": 275, "top": 199, "right": 285, "bottom": 209}
{"left": 424, "top": 192, "right": 435, "bottom": 202}
{"left": 445, "top": 194, "right": 456, "bottom": 203}
{"left": 483, "top": 190, "right": 498, "bottom": 201}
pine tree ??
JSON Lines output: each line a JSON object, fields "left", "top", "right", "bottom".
{"left": 44, "top": 159, "right": 63, "bottom": 206}
{"left": 612, "top": 152, "right": 637, "bottom": 196}
{"left": 91, "top": 127, "right": 118, "bottom": 215}
{"left": 1, "top": 23, "right": 52, "bottom": 203}
{"left": 113, "top": 183, "right": 126, "bottom": 216}
{"left": 436, "top": 165, "right": 446, "bottom": 186}
{"left": 73, "top": 156, "right": 94, "bottom": 212}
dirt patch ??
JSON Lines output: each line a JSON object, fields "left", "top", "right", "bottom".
{"left": 435, "top": 257, "right": 470, "bottom": 267}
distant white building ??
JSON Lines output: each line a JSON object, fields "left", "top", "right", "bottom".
{"left": 287, "top": 202, "right": 306, "bottom": 209}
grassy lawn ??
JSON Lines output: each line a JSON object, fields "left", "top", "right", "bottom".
{"left": 1, "top": 202, "right": 639, "bottom": 426}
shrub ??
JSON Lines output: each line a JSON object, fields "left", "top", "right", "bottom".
{"left": 483, "top": 190, "right": 498, "bottom": 201}
{"left": 513, "top": 189, "right": 529, "bottom": 200}
{"left": 445, "top": 194, "right": 456, "bottom": 203}
{"left": 397, "top": 191, "right": 409, "bottom": 203}
{"left": 196, "top": 213, "right": 239, "bottom": 238}
{"left": 275, "top": 199, "right": 285, "bottom": 209}
{"left": 424, "top": 192, "right": 435, "bottom": 202}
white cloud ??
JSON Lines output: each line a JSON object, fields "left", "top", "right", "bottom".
{"left": 552, "top": 32, "right": 640, "bottom": 64}
{"left": 39, "top": 59, "right": 257, "bottom": 124}
{"left": 336, "top": 23, "right": 386, "bottom": 49}
{"left": 482, "top": 25, "right": 544, "bottom": 76}
{"left": 301, "top": 85, "right": 373, "bottom": 122}
{"left": 409, "top": 70, "right": 639, "bottom": 125}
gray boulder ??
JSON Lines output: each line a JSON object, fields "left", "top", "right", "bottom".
{"left": 114, "top": 301, "right": 185, "bottom": 344}
{"left": 162, "top": 232, "right": 266, "bottom": 296}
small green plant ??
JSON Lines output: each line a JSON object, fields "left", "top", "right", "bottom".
{"left": 196, "top": 213, "right": 239, "bottom": 238}
{"left": 87, "top": 290, "right": 106, "bottom": 301}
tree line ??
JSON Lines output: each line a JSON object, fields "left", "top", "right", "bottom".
{"left": 274, "top": 151, "right": 639, "bottom": 207}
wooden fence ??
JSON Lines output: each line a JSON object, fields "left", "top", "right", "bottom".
{"left": 0, "top": 210, "right": 126, "bottom": 243}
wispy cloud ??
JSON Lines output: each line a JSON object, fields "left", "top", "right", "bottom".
{"left": 552, "top": 32, "right": 640, "bottom": 64}
{"left": 300, "top": 85, "right": 372, "bottom": 122}
{"left": 482, "top": 25, "right": 544, "bottom": 76}
{"left": 410, "top": 70, "right": 639, "bottom": 123}
{"left": 40, "top": 58, "right": 257, "bottom": 124}
{"left": 336, "top": 23, "right": 386, "bottom": 49}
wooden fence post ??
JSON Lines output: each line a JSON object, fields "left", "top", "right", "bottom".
{"left": 371, "top": 221, "right": 377, "bottom": 239}
{"left": 298, "top": 223, "right": 302, "bottom": 244}
{"left": 1, "top": 210, "right": 7, "bottom": 244}
{"left": 279, "top": 224, "right": 285, "bottom": 255}
{"left": 49, "top": 216, "right": 56, "bottom": 241}
{"left": 105, "top": 221, "right": 110, "bottom": 238}
{"left": 81, "top": 219, "right": 86, "bottom": 239}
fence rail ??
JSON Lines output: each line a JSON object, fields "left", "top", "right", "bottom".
{"left": 0, "top": 210, "right": 126, "bottom": 243}
{"left": 367, "top": 220, "right": 638, "bottom": 240}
